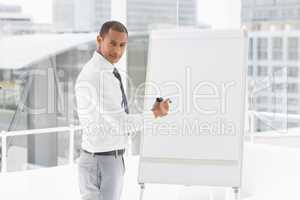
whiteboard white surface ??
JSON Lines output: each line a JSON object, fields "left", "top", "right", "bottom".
{"left": 138, "top": 28, "right": 247, "bottom": 187}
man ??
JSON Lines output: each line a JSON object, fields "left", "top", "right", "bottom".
{"left": 75, "top": 21, "right": 169, "bottom": 200}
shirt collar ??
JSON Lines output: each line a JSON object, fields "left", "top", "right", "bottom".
{"left": 93, "top": 51, "right": 115, "bottom": 71}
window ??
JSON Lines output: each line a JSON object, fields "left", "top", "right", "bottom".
{"left": 249, "top": 38, "right": 254, "bottom": 60}
{"left": 297, "top": 8, "right": 300, "bottom": 17}
{"left": 282, "top": 8, "right": 290, "bottom": 18}
{"left": 287, "top": 8, "right": 295, "bottom": 18}
{"left": 257, "top": 65, "right": 268, "bottom": 76}
{"left": 256, "top": 96, "right": 268, "bottom": 104}
{"left": 287, "top": 66, "right": 299, "bottom": 77}
{"left": 272, "top": 108, "right": 282, "bottom": 113}
{"left": 272, "top": 66, "right": 284, "bottom": 77}
{"left": 288, "top": 37, "right": 298, "bottom": 61}
{"left": 288, "top": 122, "right": 299, "bottom": 128}
{"left": 287, "top": 98, "right": 299, "bottom": 106}
{"left": 288, "top": 110, "right": 299, "bottom": 114}
{"left": 287, "top": 83, "right": 298, "bottom": 93}
{"left": 270, "top": 9, "right": 279, "bottom": 18}
{"left": 248, "top": 65, "right": 253, "bottom": 76}
{"left": 272, "top": 97, "right": 283, "bottom": 104}
{"left": 257, "top": 107, "right": 268, "bottom": 112}
{"left": 255, "top": 10, "right": 264, "bottom": 19}
{"left": 257, "top": 38, "right": 268, "bottom": 60}
{"left": 272, "top": 83, "right": 285, "bottom": 92}
{"left": 272, "top": 37, "right": 283, "bottom": 60}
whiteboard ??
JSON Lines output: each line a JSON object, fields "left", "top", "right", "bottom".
{"left": 138, "top": 28, "right": 247, "bottom": 187}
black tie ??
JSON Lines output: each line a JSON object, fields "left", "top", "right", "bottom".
{"left": 113, "top": 67, "right": 129, "bottom": 114}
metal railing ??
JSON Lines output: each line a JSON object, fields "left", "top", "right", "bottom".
{"left": 1, "top": 110, "right": 300, "bottom": 173}
{"left": 0, "top": 125, "right": 82, "bottom": 173}
{"left": 248, "top": 110, "right": 300, "bottom": 132}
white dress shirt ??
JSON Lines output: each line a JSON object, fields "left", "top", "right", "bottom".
{"left": 75, "top": 51, "right": 153, "bottom": 153}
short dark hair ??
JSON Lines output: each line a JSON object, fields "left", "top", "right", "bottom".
{"left": 99, "top": 21, "right": 128, "bottom": 37}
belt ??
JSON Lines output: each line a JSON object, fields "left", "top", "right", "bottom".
{"left": 82, "top": 149, "right": 125, "bottom": 157}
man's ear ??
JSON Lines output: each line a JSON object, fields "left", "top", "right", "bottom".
{"left": 96, "top": 35, "right": 102, "bottom": 46}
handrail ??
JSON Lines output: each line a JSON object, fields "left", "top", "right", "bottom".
{"left": 0, "top": 125, "right": 83, "bottom": 173}
{"left": 1, "top": 125, "right": 82, "bottom": 137}
{"left": 247, "top": 110, "right": 300, "bottom": 143}
{"left": 1, "top": 110, "right": 300, "bottom": 173}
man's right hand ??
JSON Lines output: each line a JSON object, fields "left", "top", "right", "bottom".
{"left": 151, "top": 98, "right": 170, "bottom": 118}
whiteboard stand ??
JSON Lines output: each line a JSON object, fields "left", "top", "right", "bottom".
{"left": 139, "top": 182, "right": 145, "bottom": 200}
{"left": 137, "top": 28, "right": 247, "bottom": 200}
{"left": 138, "top": 184, "right": 240, "bottom": 200}
{"left": 233, "top": 187, "right": 240, "bottom": 200}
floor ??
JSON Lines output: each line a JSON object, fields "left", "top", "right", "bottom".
{"left": 0, "top": 142, "right": 300, "bottom": 200}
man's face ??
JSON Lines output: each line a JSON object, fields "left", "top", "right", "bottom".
{"left": 96, "top": 29, "right": 128, "bottom": 64}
